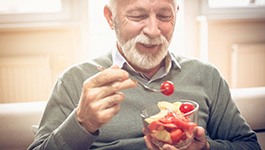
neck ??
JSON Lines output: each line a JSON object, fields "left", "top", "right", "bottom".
{"left": 133, "top": 61, "right": 164, "bottom": 79}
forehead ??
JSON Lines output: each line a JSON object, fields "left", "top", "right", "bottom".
{"left": 116, "top": 0, "right": 176, "bottom": 12}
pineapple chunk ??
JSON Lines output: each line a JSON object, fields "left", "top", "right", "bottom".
{"left": 157, "top": 101, "right": 179, "bottom": 111}
{"left": 151, "top": 129, "right": 172, "bottom": 144}
{"left": 145, "top": 110, "right": 168, "bottom": 124}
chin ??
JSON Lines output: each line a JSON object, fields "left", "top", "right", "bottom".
{"left": 132, "top": 57, "right": 164, "bottom": 71}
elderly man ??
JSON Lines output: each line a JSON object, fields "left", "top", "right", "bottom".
{"left": 28, "top": 0, "right": 261, "bottom": 149}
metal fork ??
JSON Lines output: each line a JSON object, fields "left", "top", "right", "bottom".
{"left": 136, "top": 81, "right": 162, "bottom": 92}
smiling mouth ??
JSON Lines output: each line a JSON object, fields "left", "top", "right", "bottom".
{"left": 142, "top": 44, "right": 157, "bottom": 48}
{"left": 136, "top": 43, "right": 162, "bottom": 54}
{"left": 139, "top": 43, "right": 162, "bottom": 49}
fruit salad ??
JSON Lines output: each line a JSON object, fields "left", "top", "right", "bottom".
{"left": 142, "top": 100, "right": 198, "bottom": 148}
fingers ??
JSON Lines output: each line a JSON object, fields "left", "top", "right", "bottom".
{"left": 162, "top": 145, "right": 179, "bottom": 150}
{"left": 143, "top": 126, "right": 207, "bottom": 150}
{"left": 144, "top": 135, "right": 160, "bottom": 150}
{"left": 76, "top": 66, "right": 137, "bottom": 133}
{"left": 100, "top": 102, "right": 121, "bottom": 120}
{"left": 82, "top": 66, "right": 136, "bottom": 101}
{"left": 194, "top": 126, "right": 206, "bottom": 142}
{"left": 93, "top": 92, "right": 125, "bottom": 110}
{"left": 194, "top": 126, "right": 210, "bottom": 150}
{"left": 76, "top": 92, "right": 124, "bottom": 133}
{"left": 82, "top": 65, "right": 136, "bottom": 101}
{"left": 96, "top": 78, "right": 136, "bottom": 99}
{"left": 92, "top": 101, "right": 122, "bottom": 127}
{"left": 144, "top": 135, "right": 178, "bottom": 150}
{"left": 85, "top": 65, "right": 132, "bottom": 88}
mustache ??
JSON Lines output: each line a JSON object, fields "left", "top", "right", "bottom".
{"left": 120, "top": 33, "right": 170, "bottom": 70}
{"left": 132, "top": 34, "right": 168, "bottom": 46}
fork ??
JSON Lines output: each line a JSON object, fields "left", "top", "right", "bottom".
{"left": 136, "top": 81, "right": 162, "bottom": 92}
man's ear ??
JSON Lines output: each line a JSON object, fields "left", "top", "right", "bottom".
{"left": 104, "top": 6, "right": 114, "bottom": 30}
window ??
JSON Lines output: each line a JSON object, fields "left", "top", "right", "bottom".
{"left": 0, "top": 0, "right": 61, "bottom": 14}
{"left": 0, "top": 0, "right": 81, "bottom": 25}
{"left": 209, "top": 0, "right": 265, "bottom": 8}
{"left": 201, "top": 0, "right": 265, "bottom": 19}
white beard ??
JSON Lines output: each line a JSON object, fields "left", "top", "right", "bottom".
{"left": 119, "top": 33, "right": 169, "bottom": 70}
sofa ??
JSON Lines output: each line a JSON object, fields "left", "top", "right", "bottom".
{"left": 0, "top": 87, "right": 264, "bottom": 150}
{"left": 0, "top": 101, "right": 46, "bottom": 150}
{"left": 230, "top": 87, "right": 265, "bottom": 149}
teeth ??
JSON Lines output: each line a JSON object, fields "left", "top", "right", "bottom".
{"left": 142, "top": 44, "right": 156, "bottom": 48}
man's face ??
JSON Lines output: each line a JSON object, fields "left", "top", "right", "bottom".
{"left": 113, "top": 0, "right": 176, "bottom": 70}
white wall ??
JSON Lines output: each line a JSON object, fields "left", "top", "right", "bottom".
{"left": 1, "top": 0, "right": 264, "bottom": 103}
{"left": 0, "top": 0, "right": 89, "bottom": 103}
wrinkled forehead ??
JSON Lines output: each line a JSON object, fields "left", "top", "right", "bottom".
{"left": 109, "top": 0, "right": 177, "bottom": 9}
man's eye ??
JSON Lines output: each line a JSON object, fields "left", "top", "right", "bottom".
{"left": 157, "top": 15, "right": 172, "bottom": 21}
{"left": 128, "top": 15, "right": 147, "bottom": 21}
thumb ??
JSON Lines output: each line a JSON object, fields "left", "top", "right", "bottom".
{"left": 194, "top": 126, "right": 206, "bottom": 142}
{"left": 194, "top": 126, "right": 209, "bottom": 150}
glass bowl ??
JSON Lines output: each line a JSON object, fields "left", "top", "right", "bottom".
{"left": 141, "top": 100, "right": 199, "bottom": 149}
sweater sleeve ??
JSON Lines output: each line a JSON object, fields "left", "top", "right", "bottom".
{"left": 28, "top": 78, "right": 98, "bottom": 150}
{"left": 206, "top": 73, "right": 261, "bottom": 150}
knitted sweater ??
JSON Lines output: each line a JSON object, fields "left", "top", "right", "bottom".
{"left": 28, "top": 52, "right": 261, "bottom": 150}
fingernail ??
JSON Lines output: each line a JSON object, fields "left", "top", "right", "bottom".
{"left": 132, "top": 79, "right": 138, "bottom": 85}
{"left": 97, "top": 66, "right": 105, "bottom": 71}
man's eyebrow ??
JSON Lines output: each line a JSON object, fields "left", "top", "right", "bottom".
{"left": 157, "top": 6, "right": 174, "bottom": 12}
{"left": 126, "top": 7, "right": 148, "bottom": 14}
{"left": 125, "top": 5, "right": 174, "bottom": 14}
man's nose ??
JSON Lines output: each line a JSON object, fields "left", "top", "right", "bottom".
{"left": 143, "top": 16, "right": 161, "bottom": 39}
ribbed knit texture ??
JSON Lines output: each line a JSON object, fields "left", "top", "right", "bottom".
{"left": 28, "top": 52, "right": 261, "bottom": 150}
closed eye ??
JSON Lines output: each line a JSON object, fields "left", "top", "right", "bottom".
{"left": 157, "top": 15, "right": 172, "bottom": 22}
{"left": 127, "top": 15, "right": 148, "bottom": 22}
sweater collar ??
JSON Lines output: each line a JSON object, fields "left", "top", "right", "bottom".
{"left": 111, "top": 47, "right": 181, "bottom": 81}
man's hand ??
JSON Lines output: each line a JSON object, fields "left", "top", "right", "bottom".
{"left": 144, "top": 126, "right": 210, "bottom": 150}
{"left": 76, "top": 65, "right": 137, "bottom": 133}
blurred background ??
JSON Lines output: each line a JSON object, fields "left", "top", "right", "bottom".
{"left": 0, "top": 0, "right": 265, "bottom": 103}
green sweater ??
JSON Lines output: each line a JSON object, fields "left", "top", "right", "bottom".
{"left": 28, "top": 52, "right": 261, "bottom": 150}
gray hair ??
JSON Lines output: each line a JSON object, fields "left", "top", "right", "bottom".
{"left": 108, "top": 0, "right": 177, "bottom": 18}
{"left": 108, "top": 0, "right": 118, "bottom": 17}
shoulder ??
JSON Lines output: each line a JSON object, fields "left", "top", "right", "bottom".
{"left": 176, "top": 55, "right": 219, "bottom": 72}
{"left": 176, "top": 55, "right": 213, "bottom": 67}
{"left": 172, "top": 54, "right": 222, "bottom": 79}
